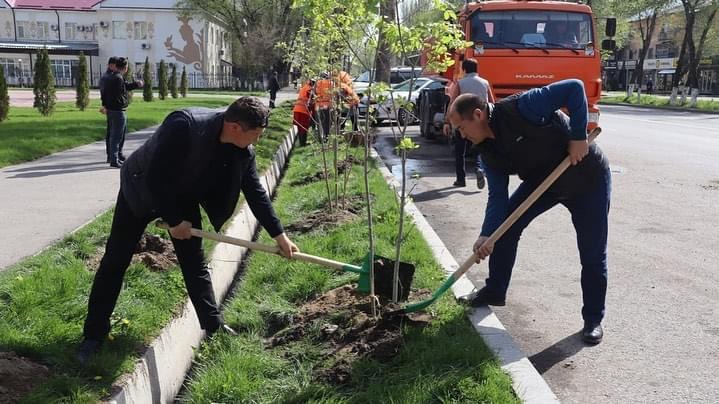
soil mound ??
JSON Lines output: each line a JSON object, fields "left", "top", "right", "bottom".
{"left": 134, "top": 233, "right": 177, "bottom": 271}
{"left": 0, "top": 352, "right": 49, "bottom": 404}
{"left": 264, "top": 285, "right": 432, "bottom": 384}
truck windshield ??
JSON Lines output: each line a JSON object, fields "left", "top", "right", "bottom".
{"left": 471, "top": 10, "right": 593, "bottom": 50}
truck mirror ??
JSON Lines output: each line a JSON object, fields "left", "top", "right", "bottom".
{"left": 601, "top": 39, "right": 616, "bottom": 51}
{"left": 606, "top": 18, "right": 617, "bottom": 37}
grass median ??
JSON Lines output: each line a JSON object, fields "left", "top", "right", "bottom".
{"left": 0, "top": 104, "right": 293, "bottom": 403}
{"left": 601, "top": 94, "right": 719, "bottom": 112}
{"left": 181, "top": 142, "right": 518, "bottom": 402}
{"left": 0, "top": 98, "right": 234, "bottom": 168}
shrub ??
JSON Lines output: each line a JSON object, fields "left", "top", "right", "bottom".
{"left": 143, "top": 57, "right": 153, "bottom": 102}
{"left": 33, "top": 48, "right": 56, "bottom": 116}
{"left": 75, "top": 52, "right": 89, "bottom": 111}
{"left": 158, "top": 60, "right": 168, "bottom": 100}
{"left": 0, "top": 65, "right": 9, "bottom": 122}
{"left": 180, "top": 66, "right": 188, "bottom": 98}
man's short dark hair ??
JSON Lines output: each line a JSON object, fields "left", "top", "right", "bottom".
{"left": 225, "top": 96, "right": 270, "bottom": 129}
{"left": 114, "top": 57, "right": 128, "bottom": 69}
{"left": 451, "top": 93, "right": 487, "bottom": 120}
{"left": 462, "top": 58, "right": 478, "bottom": 73}
{"left": 108, "top": 56, "right": 119, "bottom": 65}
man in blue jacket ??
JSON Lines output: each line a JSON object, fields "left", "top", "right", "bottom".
{"left": 447, "top": 79, "right": 610, "bottom": 344}
{"left": 77, "top": 97, "right": 299, "bottom": 364}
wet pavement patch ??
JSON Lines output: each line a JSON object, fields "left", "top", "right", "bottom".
{"left": 0, "top": 351, "right": 49, "bottom": 403}
{"left": 263, "top": 285, "right": 433, "bottom": 384}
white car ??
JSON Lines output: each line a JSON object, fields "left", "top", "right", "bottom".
{"left": 353, "top": 66, "right": 422, "bottom": 98}
{"left": 358, "top": 77, "right": 448, "bottom": 126}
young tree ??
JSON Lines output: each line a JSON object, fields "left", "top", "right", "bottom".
{"left": 75, "top": 52, "right": 90, "bottom": 111}
{"left": 123, "top": 61, "right": 134, "bottom": 104}
{"left": 33, "top": 48, "right": 56, "bottom": 116}
{"left": 180, "top": 66, "right": 188, "bottom": 97}
{"left": 158, "top": 60, "right": 168, "bottom": 100}
{"left": 143, "top": 57, "right": 153, "bottom": 102}
{"left": 0, "top": 65, "right": 9, "bottom": 122}
{"left": 169, "top": 64, "right": 178, "bottom": 98}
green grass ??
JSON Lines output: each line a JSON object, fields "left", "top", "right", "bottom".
{"left": 0, "top": 103, "right": 295, "bottom": 403}
{"left": 0, "top": 98, "right": 233, "bottom": 168}
{"left": 181, "top": 143, "right": 519, "bottom": 403}
{"left": 189, "top": 90, "right": 265, "bottom": 97}
{"left": 601, "top": 94, "right": 719, "bottom": 112}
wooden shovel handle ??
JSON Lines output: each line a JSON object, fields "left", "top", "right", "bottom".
{"left": 154, "top": 221, "right": 356, "bottom": 272}
{"left": 454, "top": 127, "right": 603, "bottom": 277}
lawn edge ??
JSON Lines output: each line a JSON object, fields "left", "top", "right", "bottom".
{"left": 107, "top": 126, "right": 297, "bottom": 404}
{"left": 369, "top": 147, "right": 560, "bottom": 404}
{"left": 599, "top": 100, "right": 719, "bottom": 114}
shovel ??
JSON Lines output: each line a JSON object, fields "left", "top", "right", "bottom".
{"left": 154, "top": 221, "right": 414, "bottom": 300}
{"left": 391, "top": 127, "right": 602, "bottom": 315}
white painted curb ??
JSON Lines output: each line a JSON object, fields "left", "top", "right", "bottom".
{"left": 108, "top": 126, "right": 297, "bottom": 404}
{"left": 370, "top": 148, "right": 559, "bottom": 404}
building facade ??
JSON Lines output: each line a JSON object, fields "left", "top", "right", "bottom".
{"left": 603, "top": 5, "right": 718, "bottom": 95}
{"left": 0, "top": 0, "right": 233, "bottom": 88}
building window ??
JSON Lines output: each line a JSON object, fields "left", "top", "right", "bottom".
{"left": 17, "top": 21, "right": 29, "bottom": 38}
{"left": 134, "top": 22, "right": 147, "bottom": 40}
{"left": 65, "top": 23, "right": 76, "bottom": 40}
{"left": 37, "top": 22, "right": 50, "bottom": 39}
{"left": 113, "top": 21, "right": 126, "bottom": 39}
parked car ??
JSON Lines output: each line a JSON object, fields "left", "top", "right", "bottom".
{"left": 358, "top": 76, "right": 448, "bottom": 126}
{"left": 353, "top": 66, "right": 422, "bottom": 98}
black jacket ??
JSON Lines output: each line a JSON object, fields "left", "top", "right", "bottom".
{"left": 478, "top": 94, "right": 608, "bottom": 199}
{"left": 268, "top": 76, "right": 280, "bottom": 93}
{"left": 120, "top": 108, "right": 284, "bottom": 235}
{"left": 99, "top": 68, "right": 113, "bottom": 107}
{"left": 104, "top": 71, "right": 140, "bottom": 111}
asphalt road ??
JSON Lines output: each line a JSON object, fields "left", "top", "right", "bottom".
{"left": 373, "top": 105, "right": 719, "bottom": 403}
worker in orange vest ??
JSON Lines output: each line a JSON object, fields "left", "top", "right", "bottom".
{"left": 292, "top": 79, "right": 315, "bottom": 146}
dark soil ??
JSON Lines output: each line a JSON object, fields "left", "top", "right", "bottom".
{"left": 289, "top": 171, "right": 327, "bottom": 186}
{"left": 284, "top": 209, "right": 358, "bottom": 234}
{"left": 264, "top": 285, "right": 433, "bottom": 384}
{"left": 0, "top": 352, "right": 49, "bottom": 404}
{"left": 86, "top": 233, "right": 177, "bottom": 272}
{"left": 290, "top": 155, "right": 362, "bottom": 186}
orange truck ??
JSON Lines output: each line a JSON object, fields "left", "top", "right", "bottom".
{"left": 437, "top": 0, "right": 616, "bottom": 130}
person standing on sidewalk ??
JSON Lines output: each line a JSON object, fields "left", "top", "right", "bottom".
{"left": 77, "top": 97, "right": 300, "bottom": 364}
{"left": 447, "top": 79, "right": 611, "bottom": 344}
{"left": 99, "top": 56, "right": 117, "bottom": 163}
{"left": 104, "top": 57, "right": 143, "bottom": 168}
{"left": 444, "top": 58, "right": 493, "bottom": 189}
{"left": 268, "top": 71, "right": 280, "bottom": 109}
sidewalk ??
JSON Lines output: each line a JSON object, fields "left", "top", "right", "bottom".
{"left": 0, "top": 90, "right": 296, "bottom": 272}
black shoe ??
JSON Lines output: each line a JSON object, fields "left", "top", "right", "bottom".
{"left": 582, "top": 322, "right": 603, "bottom": 344}
{"left": 118, "top": 154, "right": 126, "bottom": 162}
{"left": 476, "top": 170, "right": 485, "bottom": 190}
{"left": 207, "top": 324, "right": 239, "bottom": 338}
{"left": 467, "top": 287, "right": 506, "bottom": 307}
{"left": 106, "top": 156, "right": 111, "bottom": 163}
{"left": 453, "top": 180, "right": 466, "bottom": 187}
{"left": 76, "top": 338, "right": 102, "bottom": 365}
{"left": 109, "top": 161, "right": 122, "bottom": 168}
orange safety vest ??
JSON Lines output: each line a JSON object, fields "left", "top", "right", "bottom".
{"left": 293, "top": 82, "right": 314, "bottom": 115}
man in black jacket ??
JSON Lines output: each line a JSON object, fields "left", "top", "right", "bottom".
{"left": 104, "top": 57, "right": 143, "bottom": 168}
{"left": 77, "top": 97, "right": 299, "bottom": 364}
{"left": 99, "top": 56, "right": 117, "bottom": 163}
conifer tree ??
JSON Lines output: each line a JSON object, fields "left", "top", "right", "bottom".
{"left": 180, "top": 66, "right": 188, "bottom": 98}
{"left": 123, "top": 61, "right": 134, "bottom": 104}
{"left": 33, "top": 48, "right": 56, "bottom": 116}
{"left": 158, "top": 60, "right": 168, "bottom": 100}
{"left": 169, "top": 64, "right": 178, "bottom": 98}
{"left": 75, "top": 52, "right": 89, "bottom": 111}
{"left": 0, "top": 65, "right": 9, "bottom": 122}
{"left": 143, "top": 57, "right": 153, "bottom": 102}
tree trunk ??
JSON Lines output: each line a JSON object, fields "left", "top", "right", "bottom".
{"left": 630, "top": 11, "right": 658, "bottom": 87}
{"left": 374, "top": 0, "right": 396, "bottom": 84}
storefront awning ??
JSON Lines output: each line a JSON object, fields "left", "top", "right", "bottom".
{"left": 0, "top": 41, "right": 99, "bottom": 56}
{"left": 657, "top": 69, "right": 676, "bottom": 75}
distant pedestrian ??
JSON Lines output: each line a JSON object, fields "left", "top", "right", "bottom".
{"left": 646, "top": 79, "right": 653, "bottom": 95}
{"left": 444, "top": 58, "right": 493, "bottom": 190}
{"left": 104, "top": 57, "right": 143, "bottom": 168}
{"left": 268, "top": 71, "right": 280, "bottom": 109}
{"left": 99, "top": 56, "right": 117, "bottom": 163}
{"left": 77, "top": 97, "right": 299, "bottom": 365}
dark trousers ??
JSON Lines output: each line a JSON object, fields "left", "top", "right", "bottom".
{"left": 454, "top": 131, "right": 483, "bottom": 182}
{"left": 269, "top": 91, "right": 277, "bottom": 108}
{"left": 484, "top": 165, "right": 612, "bottom": 324}
{"left": 107, "top": 110, "right": 127, "bottom": 163}
{"left": 105, "top": 114, "right": 111, "bottom": 161}
{"left": 318, "top": 108, "right": 331, "bottom": 143}
{"left": 83, "top": 191, "right": 222, "bottom": 340}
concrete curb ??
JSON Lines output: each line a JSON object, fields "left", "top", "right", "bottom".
{"left": 108, "top": 126, "right": 297, "bottom": 404}
{"left": 599, "top": 101, "right": 719, "bottom": 114}
{"left": 370, "top": 148, "right": 559, "bottom": 404}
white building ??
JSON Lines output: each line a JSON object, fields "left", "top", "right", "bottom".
{"left": 0, "top": 0, "right": 233, "bottom": 88}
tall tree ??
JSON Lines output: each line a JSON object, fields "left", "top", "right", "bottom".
{"left": 374, "top": 0, "right": 396, "bottom": 84}
{"left": 158, "top": 60, "right": 168, "bottom": 100}
{"left": 143, "top": 57, "right": 153, "bottom": 102}
{"left": 33, "top": 48, "right": 56, "bottom": 116}
{"left": 170, "top": 64, "right": 178, "bottom": 98}
{"left": 180, "top": 66, "right": 188, "bottom": 97}
{"left": 76, "top": 52, "right": 90, "bottom": 111}
{"left": 176, "top": 0, "right": 302, "bottom": 76}
{"left": 673, "top": 0, "right": 719, "bottom": 90}
{"left": 0, "top": 65, "right": 9, "bottom": 122}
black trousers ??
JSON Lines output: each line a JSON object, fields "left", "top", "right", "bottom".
{"left": 83, "top": 191, "right": 222, "bottom": 340}
{"left": 269, "top": 91, "right": 277, "bottom": 108}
